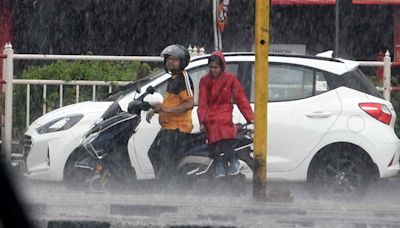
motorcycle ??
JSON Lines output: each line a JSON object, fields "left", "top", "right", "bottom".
{"left": 63, "top": 85, "right": 255, "bottom": 191}
{"left": 63, "top": 85, "right": 159, "bottom": 190}
{"left": 177, "top": 123, "right": 254, "bottom": 185}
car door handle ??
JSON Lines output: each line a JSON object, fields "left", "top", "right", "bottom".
{"left": 305, "top": 111, "right": 332, "bottom": 118}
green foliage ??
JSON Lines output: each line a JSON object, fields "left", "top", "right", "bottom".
{"left": 390, "top": 93, "right": 400, "bottom": 137}
{"left": 369, "top": 75, "right": 400, "bottom": 138}
{"left": 20, "top": 60, "right": 152, "bottom": 81}
{"left": 13, "top": 60, "right": 157, "bottom": 138}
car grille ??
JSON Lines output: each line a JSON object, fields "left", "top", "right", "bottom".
{"left": 24, "top": 135, "right": 33, "bottom": 157}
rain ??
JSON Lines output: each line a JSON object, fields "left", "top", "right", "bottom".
{"left": 2, "top": 0, "right": 400, "bottom": 227}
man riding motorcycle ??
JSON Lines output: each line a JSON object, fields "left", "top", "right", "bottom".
{"left": 146, "top": 44, "right": 195, "bottom": 181}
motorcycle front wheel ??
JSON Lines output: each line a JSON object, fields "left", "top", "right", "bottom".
{"left": 63, "top": 149, "right": 95, "bottom": 191}
{"left": 63, "top": 149, "right": 136, "bottom": 192}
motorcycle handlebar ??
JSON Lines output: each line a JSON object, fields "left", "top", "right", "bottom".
{"left": 128, "top": 86, "right": 156, "bottom": 114}
{"left": 128, "top": 100, "right": 152, "bottom": 114}
{"left": 140, "top": 102, "right": 152, "bottom": 111}
{"left": 235, "top": 122, "right": 254, "bottom": 130}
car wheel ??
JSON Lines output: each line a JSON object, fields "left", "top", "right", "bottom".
{"left": 63, "top": 151, "right": 136, "bottom": 192}
{"left": 308, "top": 144, "right": 377, "bottom": 200}
{"left": 106, "top": 165, "right": 137, "bottom": 192}
{"left": 63, "top": 148, "right": 94, "bottom": 191}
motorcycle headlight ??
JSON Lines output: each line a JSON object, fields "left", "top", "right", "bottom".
{"left": 36, "top": 114, "right": 84, "bottom": 134}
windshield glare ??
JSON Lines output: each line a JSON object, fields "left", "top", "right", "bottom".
{"left": 103, "top": 69, "right": 165, "bottom": 101}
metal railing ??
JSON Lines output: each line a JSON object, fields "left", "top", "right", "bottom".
{"left": 12, "top": 79, "right": 131, "bottom": 128}
{"left": 357, "top": 50, "right": 392, "bottom": 101}
{"left": 1, "top": 44, "right": 164, "bottom": 161}
{"left": 1, "top": 43, "right": 207, "bottom": 161}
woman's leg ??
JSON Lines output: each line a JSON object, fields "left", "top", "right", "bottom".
{"left": 209, "top": 142, "right": 225, "bottom": 177}
{"left": 223, "top": 139, "right": 240, "bottom": 175}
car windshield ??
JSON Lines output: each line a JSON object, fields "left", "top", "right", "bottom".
{"left": 103, "top": 69, "right": 165, "bottom": 101}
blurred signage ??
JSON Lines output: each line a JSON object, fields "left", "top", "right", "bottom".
{"left": 269, "top": 44, "right": 306, "bottom": 55}
{"left": 272, "top": 0, "right": 336, "bottom": 5}
{"left": 353, "top": 0, "right": 400, "bottom": 4}
{"left": 395, "top": 10, "right": 400, "bottom": 62}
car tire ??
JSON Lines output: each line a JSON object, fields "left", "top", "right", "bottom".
{"left": 307, "top": 143, "right": 378, "bottom": 200}
{"left": 63, "top": 148, "right": 93, "bottom": 191}
{"left": 107, "top": 164, "right": 137, "bottom": 192}
{"left": 63, "top": 149, "right": 136, "bottom": 192}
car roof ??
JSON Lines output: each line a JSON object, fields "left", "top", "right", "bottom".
{"left": 189, "top": 52, "right": 359, "bottom": 75}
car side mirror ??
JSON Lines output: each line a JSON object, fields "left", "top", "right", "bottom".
{"left": 143, "top": 92, "right": 163, "bottom": 106}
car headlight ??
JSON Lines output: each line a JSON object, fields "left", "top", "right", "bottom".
{"left": 36, "top": 114, "right": 84, "bottom": 134}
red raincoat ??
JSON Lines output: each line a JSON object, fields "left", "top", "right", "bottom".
{"left": 197, "top": 51, "right": 254, "bottom": 144}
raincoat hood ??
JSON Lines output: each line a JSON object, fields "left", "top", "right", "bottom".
{"left": 210, "top": 51, "right": 226, "bottom": 72}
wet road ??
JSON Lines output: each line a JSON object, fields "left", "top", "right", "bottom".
{"left": 11, "top": 174, "right": 400, "bottom": 228}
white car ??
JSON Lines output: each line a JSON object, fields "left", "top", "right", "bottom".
{"left": 24, "top": 53, "right": 400, "bottom": 196}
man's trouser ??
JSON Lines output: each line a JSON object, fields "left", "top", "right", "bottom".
{"left": 148, "top": 129, "right": 188, "bottom": 180}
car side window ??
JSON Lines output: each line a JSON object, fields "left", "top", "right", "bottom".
{"left": 189, "top": 64, "right": 239, "bottom": 104}
{"left": 154, "top": 81, "right": 168, "bottom": 95}
{"left": 250, "top": 64, "right": 329, "bottom": 102}
{"left": 150, "top": 68, "right": 209, "bottom": 105}
{"left": 187, "top": 67, "right": 210, "bottom": 105}
{"left": 315, "top": 71, "right": 329, "bottom": 95}
{"left": 154, "top": 63, "right": 240, "bottom": 105}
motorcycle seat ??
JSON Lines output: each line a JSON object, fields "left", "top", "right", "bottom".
{"left": 181, "top": 132, "right": 210, "bottom": 157}
{"left": 182, "top": 143, "right": 210, "bottom": 157}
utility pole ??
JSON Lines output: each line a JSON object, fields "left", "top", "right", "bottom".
{"left": 213, "top": 0, "right": 219, "bottom": 50}
{"left": 335, "top": 0, "right": 340, "bottom": 57}
{"left": 253, "top": 0, "right": 269, "bottom": 200}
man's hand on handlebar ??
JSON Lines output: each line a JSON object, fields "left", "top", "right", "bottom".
{"left": 146, "top": 104, "right": 168, "bottom": 123}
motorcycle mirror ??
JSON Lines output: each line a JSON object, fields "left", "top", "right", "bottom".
{"left": 134, "top": 82, "right": 141, "bottom": 94}
{"left": 146, "top": 86, "right": 155, "bottom": 95}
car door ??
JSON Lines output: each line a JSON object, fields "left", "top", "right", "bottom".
{"left": 239, "top": 63, "right": 342, "bottom": 172}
